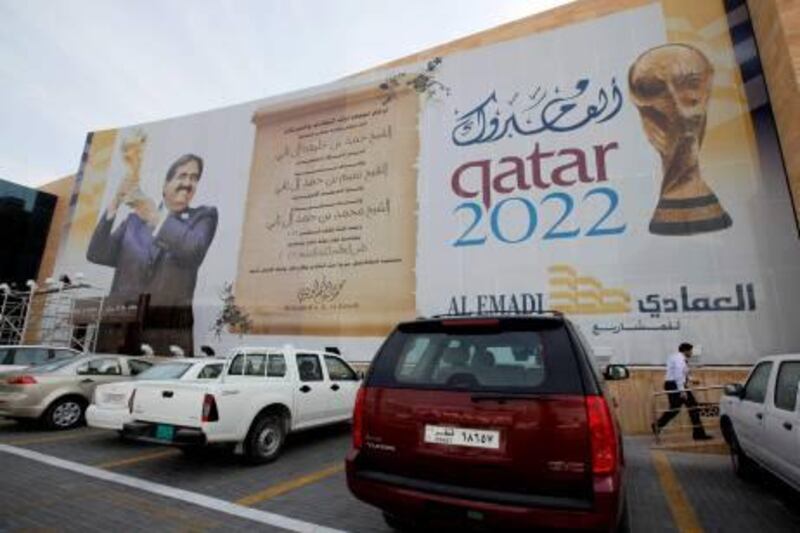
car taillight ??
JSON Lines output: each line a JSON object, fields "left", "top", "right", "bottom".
{"left": 352, "top": 386, "right": 366, "bottom": 450}
{"left": 7, "top": 375, "right": 37, "bottom": 385}
{"left": 128, "top": 389, "right": 136, "bottom": 414}
{"left": 202, "top": 393, "right": 219, "bottom": 422}
{"left": 586, "top": 395, "right": 618, "bottom": 476}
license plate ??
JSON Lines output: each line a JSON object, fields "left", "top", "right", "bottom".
{"left": 424, "top": 425, "right": 500, "bottom": 449}
{"left": 155, "top": 424, "right": 175, "bottom": 441}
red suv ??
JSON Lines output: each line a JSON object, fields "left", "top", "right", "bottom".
{"left": 346, "top": 313, "right": 630, "bottom": 531}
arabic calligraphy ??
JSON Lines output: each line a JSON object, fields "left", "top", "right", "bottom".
{"left": 592, "top": 319, "right": 681, "bottom": 336}
{"left": 452, "top": 78, "right": 623, "bottom": 147}
{"left": 548, "top": 264, "right": 631, "bottom": 315}
{"left": 297, "top": 276, "right": 347, "bottom": 305}
{"left": 637, "top": 283, "right": 756, "bottom": 315}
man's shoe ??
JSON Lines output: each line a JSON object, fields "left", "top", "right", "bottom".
{"left": 693, "top": 434, "right": 713, "bottom": 441}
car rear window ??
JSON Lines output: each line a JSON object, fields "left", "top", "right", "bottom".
{"left": 136, "top": 363, "right": 192, "bottom": 380}
{"left": 368, "top": 319, "right": 584, "bottom": 394}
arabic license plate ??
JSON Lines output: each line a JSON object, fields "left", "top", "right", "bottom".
{"left": 155, "top": 424, "right": 175, "bottom": 441}
{"left": 424, "top": 425, "right": 500, "bottom": 449}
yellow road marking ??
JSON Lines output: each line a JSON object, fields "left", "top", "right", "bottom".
{"left": 651, "top": 450, "right": 705, "bottom": 533}
{"left": 1, "top": 430, "right": 104, "bottom": 446}
{"left": 236, "top": 463, "right": 345, "bottom": 506}
{"left": 96, "top": 449, "right": 180, "bottom": 469}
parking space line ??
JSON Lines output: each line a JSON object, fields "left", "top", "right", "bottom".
{"left": 1, "top": 430, "right": 105, "bottom": 446}
{"left": 96, "top": 449, "right": 180, "bottom": 469}
{"left": 236, "top": 463, "right": 345, "bottom": 506}
{"left": 651, "top": 450, "right": 704, "bottom": 533}
{"left": 0, "top": 444, "right": 346, "bottom": 533}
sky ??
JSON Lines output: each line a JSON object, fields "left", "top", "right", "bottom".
{"left": 0, "top": 0, "right": 573, "bottom": 188}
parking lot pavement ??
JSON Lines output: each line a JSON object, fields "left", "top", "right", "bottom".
{"left": 0, "top": 452, "right": 282, "bottom": 532}
{"left": 2, "top": 421, "right": 800, "bottom": 532}
{"left": 668, "top": 448, "right": 800, "bottom": 532}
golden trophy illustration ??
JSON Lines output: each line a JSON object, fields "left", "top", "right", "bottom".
{"left": 628, "top": 44, "right": 732, "bottom": 236}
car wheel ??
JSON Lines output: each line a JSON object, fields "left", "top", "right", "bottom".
{"left": 382, "top": 512, "right": 415, "bottom": 532}
{"left": 44, "top": 397, "right": 85, "bottom": 430}
{"left": 729, "top": 430, "right": 757, "bottom": 481}
{"left": 244, "top": 414, "right": 285, "bottom": 465}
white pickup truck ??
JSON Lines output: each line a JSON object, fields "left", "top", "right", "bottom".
{"left": 720, "top": 354, "right": 800, "bottom": 490}
{"left": 122, "top": 347, "right": 361, "bottom": 463}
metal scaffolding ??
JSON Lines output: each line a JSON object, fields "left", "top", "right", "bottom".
{"left": 0, "top": 280, "right": 105, "bottom": 352}
{"left": 0, "top": 283, "right": 32, "bottom": 345}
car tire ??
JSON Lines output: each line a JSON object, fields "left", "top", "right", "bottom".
{"left": 382, "top": 512, "right": 415, "bottom": 532}
{"left": 729, "top": 429, "right": 757, "bottom": 481}
{"left": 43, "top": 397, "right": 85, "bottom": 430}
{"left": 244, "top": 414, "right": 285, "bottom": 465}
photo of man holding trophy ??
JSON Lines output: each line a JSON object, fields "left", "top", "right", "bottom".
{"left": 86, "top": 133, "right": 218, "bottom": 356}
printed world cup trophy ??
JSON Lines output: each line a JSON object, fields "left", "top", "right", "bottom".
{"left": 628, "top": 44, "right": 732, "bottom": 236}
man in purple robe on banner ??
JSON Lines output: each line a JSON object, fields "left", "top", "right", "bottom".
{"left": 87, "top": 152, "right": 218, "bottom": 356}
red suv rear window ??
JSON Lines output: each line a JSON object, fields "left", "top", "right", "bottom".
{"left": 368, "top": 319, "right": 584, "bottom": 394}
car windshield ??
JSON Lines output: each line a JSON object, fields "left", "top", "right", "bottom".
{"left": 368, "top": 319, "right": 583, "bottom": 394}
{"left": 135, "top": 363, "right": 193, "bottom": 380}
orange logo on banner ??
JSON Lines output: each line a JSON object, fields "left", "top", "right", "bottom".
{"left": 548, "top": 265, "right": 631, "bottom": 315}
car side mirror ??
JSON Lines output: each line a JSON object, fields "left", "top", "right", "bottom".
{"left": 603, "top": 364, "right": 630, "bottom": 381}
{"left": 724, "top": 383, "right": 744, "bottom": 398}
{"left": 357, "top": 370, "right": 365, "bottom": 380}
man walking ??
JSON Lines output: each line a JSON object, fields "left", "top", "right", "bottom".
{"left": 653, "top": 342, "right": 712, "bottom": 440}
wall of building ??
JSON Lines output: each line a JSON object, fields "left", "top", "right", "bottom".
{"left": 749, "top": 0, "right": 800, "bottom": 230}
{"left": 36, "top": 175, "right": 76, "bottom": 284}
{"left": 0, "top": 178, "right": 57, "bottom": 288}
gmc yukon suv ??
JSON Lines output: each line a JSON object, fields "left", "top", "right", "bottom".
{"left": 346, "top": 313, "right": 630, "bottom": 531}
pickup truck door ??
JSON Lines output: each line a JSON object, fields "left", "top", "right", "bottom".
{"left": 214, "top": 352, "right": 261, "bottom": 437}
{"left": 323, "top": 355, "right": 360, "bottom": 419}
{"left": 293, "top": 353, "right": 330, "bottom": 427}
{"left": 736, "top": 361, "right": 773, "bottom": 462}
{"left": 763, "top": 361, "right": 800, "bottom": 488}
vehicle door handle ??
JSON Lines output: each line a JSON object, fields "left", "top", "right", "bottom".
{"left": 331, "top": 384, "right": 340, "bottom": 391}
{"left": 80, "top": 378, "right": 94, "bottom": 384}
{"left": 300, "top": 385, "right": 311, "bottom": 393}
{"left": 784, "top": 422, "right": 793, "bottom": 431}
{"left": 756, "top": 413, "right": 763, "bottom": 420}
{"left": 162, "top": 391, "right": 174, "bottom": 398}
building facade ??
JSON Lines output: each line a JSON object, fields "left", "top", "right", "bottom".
{"left": 32, "top": 0, "right": 800, "bottom": 365}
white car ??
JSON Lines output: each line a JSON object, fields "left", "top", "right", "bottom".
{"left": 87, "top": 358, "right": 225, "bottom": 432}
{"left": 123, "top": 347, "right": 360, "bottom": 463}
{"left": 720, "top": 354, "right": 800, "bottom": 490}
{"left": 0, "top": 345, "right": 80, "bottom": 373}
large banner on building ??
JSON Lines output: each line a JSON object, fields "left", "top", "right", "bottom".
{"left": 53, "top": 0, "right": 800, "bottom": 364}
